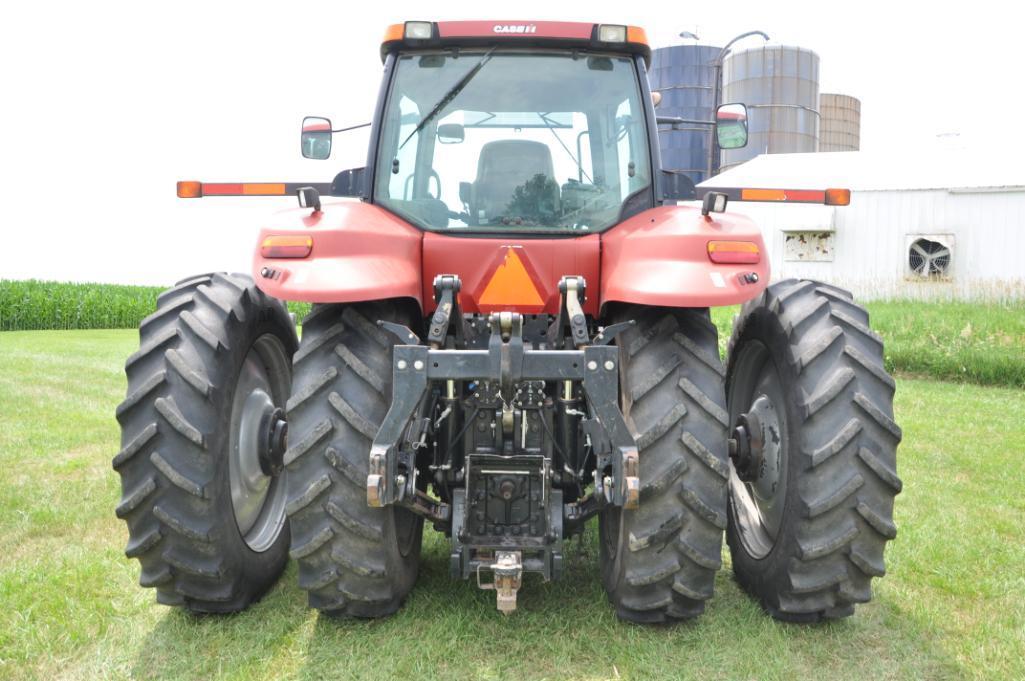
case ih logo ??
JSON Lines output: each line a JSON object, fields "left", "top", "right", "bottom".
{"left": 493, "top": 24, "right": 537, "bottom": 34}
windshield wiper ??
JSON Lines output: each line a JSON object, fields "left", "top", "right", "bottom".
{"left": 399, "top": 47, "right": 496, "bottom": 150}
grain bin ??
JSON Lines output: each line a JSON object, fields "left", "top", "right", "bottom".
{"left": 819, "top": 93, "right": 861, "bottom": 152}
{"left": 649, "top": 44, "right": 722, "bottom": 185}
{"left": 720, "top": 45, "right": 820, "bottom": 172}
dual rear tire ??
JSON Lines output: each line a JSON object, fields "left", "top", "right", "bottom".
{"left": 725, "top": 279, "right": 902, "bottom": 621}
{"left": 600, "top": 306, "right": 730, "bottom": 623}
{"left": 600, "top": 281, "right": 901, "bottom": 623}
{"left": 113, "top": 273, "right": 296, "bottom": 612}
{"left": 114, "top": 288, "right": 422, "bottom": 615}
{"left": 282, "top": 301, "right": 422, "bottom": 616}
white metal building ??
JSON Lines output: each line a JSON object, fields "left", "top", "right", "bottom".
{"left": 697, "top": 148, "right": 1025, "bottom": 301}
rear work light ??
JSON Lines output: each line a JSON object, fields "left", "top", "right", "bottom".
{"left": 598, "top": 24, "right": 627, "bottom": 42}
{"left": 261, "top": 235, "right": 312, "bottom": 259}
{"left": 404, "top": 21, "right": 433, "bottom": 39}
{"left": 707, "top": 240, "right": 761, "bottom": 265}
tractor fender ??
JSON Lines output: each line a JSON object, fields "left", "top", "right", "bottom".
{"left": 252, "top": 200, "right": 423, "bottom": 309}
{"left": 599, "top": 205, "right": 769, "bottom": 312}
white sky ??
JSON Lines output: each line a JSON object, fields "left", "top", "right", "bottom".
{"left": 2, "top": 0, "right": 1021, "bottom": 286}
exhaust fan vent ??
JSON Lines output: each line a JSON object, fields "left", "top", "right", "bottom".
{"left": 908, "top": 237, "right": 951, "bottom": 277}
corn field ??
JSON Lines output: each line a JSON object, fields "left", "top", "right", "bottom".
{"left": 0, "top": 279, "right": 311, "bottom": 332}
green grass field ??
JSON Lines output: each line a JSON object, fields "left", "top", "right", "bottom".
{"left": 1, "top": 330, "right": 1023, "bottom": 681}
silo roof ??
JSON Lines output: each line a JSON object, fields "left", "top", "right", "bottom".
{"left": 699, "top": 147, "right": 1025, "bottom": 193}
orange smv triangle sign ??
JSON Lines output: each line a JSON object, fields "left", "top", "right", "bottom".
{"left": 479, "top": 248, "right": 545, "bottom": 308}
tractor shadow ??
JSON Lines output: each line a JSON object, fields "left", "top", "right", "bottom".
{"left": 132, "top": 526, "right": 960, "bottom": 680}
{"left": 295, "top": 525, "right": 623, "bottom": 679}
{"left": 292, "top": 525, "right": 961, "bottom": 680}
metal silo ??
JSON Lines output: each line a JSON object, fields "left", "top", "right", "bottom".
{"left": 719, "top": 45, "right": 820, "bottom": 172}
{"left": 649, "top": 44, "right": 722, "bottom": 185}
{"left": 819, "top": 93, "right": 861, "bottom": 152}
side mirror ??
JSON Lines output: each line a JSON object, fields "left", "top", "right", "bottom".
{"left": 716, "top": 103, "right": 748, "bottom": 150}
{"left": 437, "top": 123, "right": 465, "bottom": 144}
{"left": 301, "top": 116, "right": 333, "bottom": 160}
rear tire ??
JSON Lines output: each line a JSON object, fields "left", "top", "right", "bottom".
{"left": 725, "top": 279, "right": 902, "bottom": 621}
{"left": 284, "top": 302, "right": 423, "bottom": 616}
{"left": 113, "top": 273, "right": 297, "bottom": 612}
{"left": 600, "top": 306, "right": 729, "bottom": 623}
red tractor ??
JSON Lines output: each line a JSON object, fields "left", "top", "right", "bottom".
{"left": 114, "top": 21, "right": 901, "bottom": 623}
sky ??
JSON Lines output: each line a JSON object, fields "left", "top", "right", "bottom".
{"left": 1, "top": 0, "right": 1022, "bottom": 286}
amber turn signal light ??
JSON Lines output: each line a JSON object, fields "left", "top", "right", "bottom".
{"left": 261, "top": 235, "right": 313, "bottom": 259}
{"left": 825, "top": 188, "right": 851, "bottom": 206}
{"left": 177, "top": 181, "right": 202, "bottom": 198}
{"left": 707, "top": 240, "right": 761, "bottom": 265}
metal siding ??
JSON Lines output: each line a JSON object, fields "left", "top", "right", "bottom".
{"left": 726, "top": 188, "right": 1025, "bottom": 300}
{"left": 650, "top": 44, "right": 722, "bottom": 185}
{"left": 720, "top": 45, "right": 820, "bottom": 172}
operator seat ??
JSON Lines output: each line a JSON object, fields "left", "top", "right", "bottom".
{"left": 470, "top": 140, "right": 560, "bottom": 224}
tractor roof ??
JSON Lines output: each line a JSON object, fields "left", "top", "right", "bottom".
{"left": 380, "top": 21, "right": 650, "bottom": 65}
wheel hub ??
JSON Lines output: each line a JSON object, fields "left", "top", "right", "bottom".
{"left": 258, "top": 407, "right": 288, "bottom": 477}
{"left": 729, "top": 395, "right": 782, "bottom": 498}
{"left": 729, "top": 412, "right": 762, "bottom": 483}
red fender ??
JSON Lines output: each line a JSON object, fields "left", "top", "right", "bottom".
{"left": 252, "top": 201, "right": 423, "bottom": 308}
{"left": 599, "top": 205, "right": 769, "bottom": 311}
{"left": 251, "top": 201, "right": 767, "bottom": 314}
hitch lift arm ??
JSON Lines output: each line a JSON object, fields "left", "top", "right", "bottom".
{"left": 367, "top": 276, "right": 640, "bottom": 513}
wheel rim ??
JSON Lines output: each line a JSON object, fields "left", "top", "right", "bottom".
{"left": 728, "top": 340, "right": 789, "bottom": 560}
{"left": 229, "top": 334, "right": 291, "bottom": 553}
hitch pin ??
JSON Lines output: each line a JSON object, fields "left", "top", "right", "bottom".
{"left": 434, "top": 406, "right": 452, "bottom": 429}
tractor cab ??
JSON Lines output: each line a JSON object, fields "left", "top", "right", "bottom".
{"left": 302, "top": 21, "right": 743, "bottom": 233}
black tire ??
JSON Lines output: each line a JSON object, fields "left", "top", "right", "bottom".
{"left": 284, "top": 301, "right": 423, "bottom": 616}
{"left": 113, "top": 273, "right": 298, "bottom": 612}
{"left": 725, "top": 279, "right": 902, "bottom": 622}
{"left": 600, "top": 306, "right": 730, "bottom": 623}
